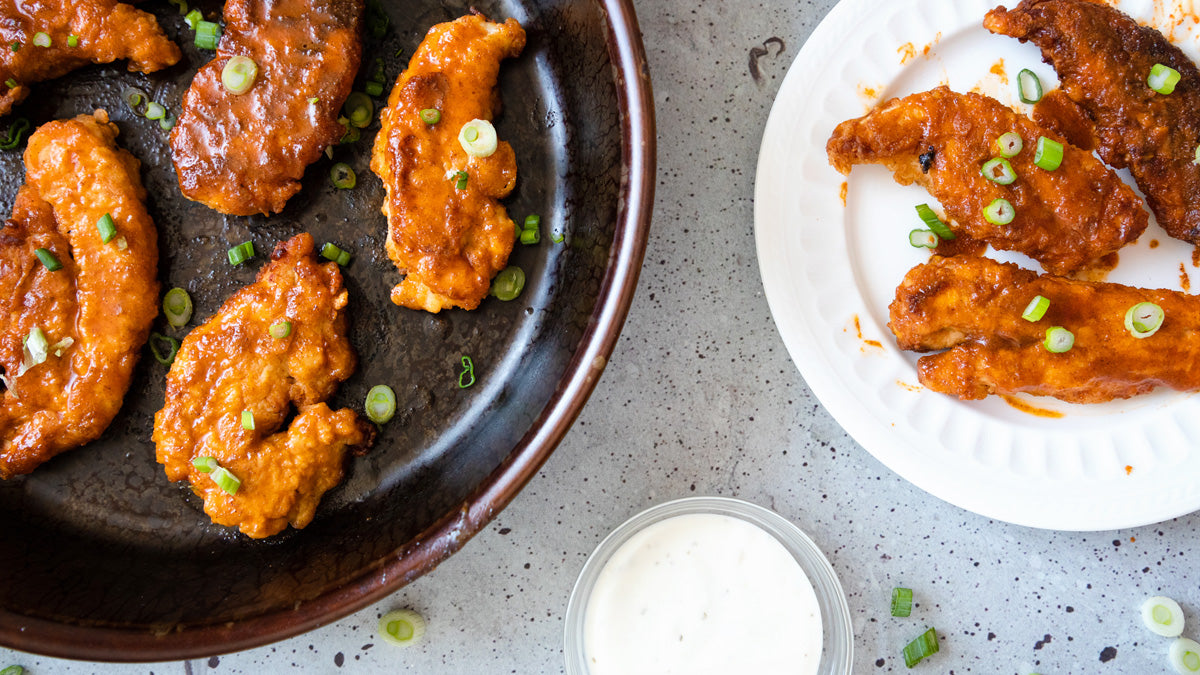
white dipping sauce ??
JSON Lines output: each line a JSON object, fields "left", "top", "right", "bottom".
{"left": 582, "top": 513, "right": 822, "bottom": 675}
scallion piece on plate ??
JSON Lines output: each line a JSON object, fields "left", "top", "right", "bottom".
{"left": 211, "top": 466, "right": 240, "bottom": 495}
{"left": 159, "top": 113, "right": 177, "bottom": 131}
{"left": 365, "top": 81, "right": 384, "bottom": 97}
{"left": 344, "top": 92, "right": 373, "bottom": 128}
{"left": 365, "top": 384, "right": 396, "bottom": 424}
{"left": 984, "top": 198, "right": 1015, "bottom": 225}
{"left": 1022, "top": 295, "right": 1049, "bottom": 322}
{"left": 551, "top": 229, "right": 564, "bottom": 243}
{"left": 378, "top": 609, "right": 426, "bottom": 647}
{"left": 194, "top": 20, "right": 222, "bottom": 50}
{"left": 18, "top": 326, "right": 48, "bottom": 376}
{"left": 338, "top": 116, "right": 360, "bottom": 144}
{"left": 221, "top": 55, "right": 258, "bottom": 95}
{"left": 524, "top": 214, "right": 541, "bottom": 230}
{"left": 981, "top": 157, "right": 1017, "bottom": 185}
{"left": 454, "top": 171, "right": 468, "bottom": 190}
{"left": 489, "top": 266, "right": 525, "bottom": 301}
{"left": 144, "top": 102, "right": 166, "bottom": 121}
{"left": 167, "top": 0, "right": 188, "bottom": 14}
{"left": 915, "top": 203, "right": 955, "bottom": 240}
{"left": 241, "top": 410, "right": 254, "bottom": 430}
{"left": 520, "top": 228, "right": 539, "bottom": 245}
{"left": 458, "top": 355, "right": 475, "bottom": 388}
{"left": 184, "top": 8, "right": 202, "bottom": 28}
{"left": 31, "top": 32, "right": 50, "bottom": 48}
{"left": 891, "top": 587, "right": 913, "bottom": 617}
{"left": 227, "top": 241, "right": 254, "bottom": 266}
{"left": 330, "top": 163, "right": 356, "bottom": 189}
{"left": 1017, "top": 68, "right": 1043, "bottom": 104}
{"left": 1125, "top": 302, "right": 1165, "bottom": 338}
{"left": 458, "top": 119, "right": 498, "bottom": 158}
{"left": 193, "top": 456, "right": 218, "bottom": 473}
{"left": 321, "top": 242, "right": 351, "bottom": 265}
{"left": 419, "top": 108, "right": 440, "bottom": 125}
{"left": 67, "top": 34, "right": 79, "bottom": 48}
{"left": 163, "top": 287, "right": 193, "bottom": 327}
{"left": 96, "top": 212, "right": 117, "bottom": 243}
{"left": 121, "top": 86, "right": 147, "bottom": 112}
{"left": 1149, "top": 63, "right": 1182, "bottom": 95}
{"left": 0, "top": 117, "right": 28, "bottom": 150}
{"left": 995, "top": 132, "right": 1023, "bottom": 158}
{"left": 1034, "top": 136, "right": 1064, "bottom": 171}
{"left": 1142, "top": 596, "right": 1185, "bottom": 637}
{"left": 4, "top": 79, "right": 15, "bottom": 90}
{"left": 1171, "top": 638, "right": 1200, "bottom": 673}
{"left": 902, "top": 627, "right": 939, "bottom": 668}
{"left": 34, "top": 248, "right": 61, "bottom": 271}
{"left": 149, "top": 332, "right": 180, "bottom": 365}
{"left": 908, "top": 229, "right": 938, "bottom": 249}
{"left": 269, "top": 321, "right": 292, "bottom": 339}
{"left": 1044, "top": 326, "right": 1074, "bottom": 353}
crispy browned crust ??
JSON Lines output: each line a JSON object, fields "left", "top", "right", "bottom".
{"left": 371, "top": 14, "right": 525, "bottom": 312}
{"left": 0, "top": 111, "right": 159, "bottom": 477}
{"left": 890, "top": 256, "right": 1200, "bottom": 403}
{"left": 827, "top": 86, "right": 1147, "bottom": 275}
{"left": 170, "top": 0, "right": 363, "bottom": 215}
{"left": 985, "top": 0, "right": 1200, "bottom": 243}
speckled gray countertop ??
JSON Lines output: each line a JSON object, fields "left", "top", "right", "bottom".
{"left": 3, "top": 0, "right": 1196, "bottom": 673}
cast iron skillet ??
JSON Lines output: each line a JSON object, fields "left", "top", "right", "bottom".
{"left": 0, "top": 0, "right": 653, "bottom": 660}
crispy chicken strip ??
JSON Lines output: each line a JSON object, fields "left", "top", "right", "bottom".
{"left": 890, "top": 256, "right": 1200, "bottom": 403}
{"left": 170, "top": 0, "right": 362, "bottom": 215}
{"left": 371, "top": 13, "right": 525, "bottom": 312}
{"left": 0, "top": 111, "right": 159, "bottom": 477}
{"left": 985, "top": 0, "right": 1200, "bottom": 243}
{"left": 153, "top": 234, "right": 372, "bottom": 538}
{"left": 0, "top": 0, "right": 180, "bottom": 117}
{"left": 827, "top": 87, "right": 1147, "bottom": 275}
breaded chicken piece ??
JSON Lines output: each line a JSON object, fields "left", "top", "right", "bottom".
{"left": 170, "top": 0, "right": 362, "bottom": 215}
{"left": 153, "top": 234, "right": 372, "bottom": 538}
{"left": 890, "top": 256, "right": 1200, "bottom": 403}
{"left": 0, "top": 0, "right": 180, "bottom": 117}
{"left": 827, "top": 87, "right": 1147, "bottom": 275}
{"left": 0, "top": 111, "right": 159, "bottom": 477}
{"left": 985, "top": 0, "right": 1200, "bottom": 243}
{"left": 371, "top": 13, "right": 525, "bottom": 312}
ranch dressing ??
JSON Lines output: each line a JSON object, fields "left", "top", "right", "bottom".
{"left": 582, "top": 513, "right": 822, "bottom": 675}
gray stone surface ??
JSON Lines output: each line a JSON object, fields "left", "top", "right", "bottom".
{"left": 3, "top": 0, "right": 1196, "bottom": 673}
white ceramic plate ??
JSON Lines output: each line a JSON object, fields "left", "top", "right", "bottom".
{"left": 755, "top": 0, "right": 1200, "bottom": 530}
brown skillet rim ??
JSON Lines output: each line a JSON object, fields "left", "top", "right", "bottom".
{"left": 1, "top": 0, "right": 655, "bottom": 662}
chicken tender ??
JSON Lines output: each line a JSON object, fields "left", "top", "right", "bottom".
{"left": 371, "top": 13, "right": 525, "bottom": 312}
{"left": 0, "top": 0, "right": 180, "bottom": 117}
{"left": 985, "top": 0, "right": 1200, "bottom": 244}
{"left": 890, "top": 256, "right": 1200, "bottom": 403}
{"left": 827, "top": 87, "right": 1147, "bottom": 275}
{"left": 170, "top": 0, "right": 362, "bottom": 215}
{"left": 0, "top": 111, "right": 159, "bottom": 477}
{"left": 153, "top": 234, "right": 372, "bottom": 539}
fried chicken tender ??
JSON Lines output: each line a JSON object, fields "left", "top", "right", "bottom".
{"left": 985, "top": 0, "right": 1200, "bottom": 244}
{"left": 890, "top": 255, "right": 1200, "bottom": 403}
{"left": 169, "top": 0, "right": 363, "bottom": 215}
{"left": 0, "top": 0, "right": 180, "bottom": 118}
{"left": 827, "top": 87, "right": 1147, "bottom": 275}
{"left": 0, "top": 111, "right": 159, "bottom": 477}
{"left": 371, "top": 13, "right": 525, "bottom": 312}
{"left": 153, "top": 234, "right": 372, "bottom": 538}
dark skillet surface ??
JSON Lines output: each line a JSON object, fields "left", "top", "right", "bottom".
{"left": 0, "top": 0, "right": 626, "bottom": 642}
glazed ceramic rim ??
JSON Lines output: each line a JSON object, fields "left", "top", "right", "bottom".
{"left": 563, "top": 497, "right": 854, "bottom": 675}
{"left": 0, "top": 0, "right": 655, "bottom": 661}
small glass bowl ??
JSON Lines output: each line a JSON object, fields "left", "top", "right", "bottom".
{"left": 564, "top": 496, "right": 853, "bottom": 674}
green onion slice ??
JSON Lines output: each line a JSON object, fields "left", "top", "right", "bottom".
{"left": 269, "top": 321, "right": 292, "bottom": 339}
{"left": 193, "top": 456, "right": 218, "bottom": 473}
{"left": 149, "top": 332, "right": 180, "bottom": 365}
{"left": 221, "top": 55, "right": 258, "bottom": 95}
{"left": 330, "top": 163, "right": 356, "bottom": 189}
{"left": 1125, "top": 302, "right": 1164, "bottom": 338}
{"left": 489, "top": 266, "right": 525, "bottom": 301}
{"left": 344, "top": 92, "right": 373, "bottom": 128}
{"left": 1194, "top": 145, "right": 1200, "bottom": 166}
{"left": 902, "top": 627, "right": 939, "bottom": 668}
{"left": 1022, "top": 295, "right": 1049, "bottom": 322}
{"left": 365, "top": 81, "right": 384, "bottom": 97}
{"left": 34, "top": 248, "right": 61, "bottom": 271}
{"left": 50, "top": 337, "right": 73, "bottom": 357}
{"left": 1172, "top": 638, "right": 1200, "bottom": 673}
{"left": 67, "top": 35, "right": 79, "bottom": 48}
{"left": 167, "top": 0, "right": 188, "bottom": 14}
{"left": 891, "top": 587, "right": 913, "bottom": 617}
{"left": 520, "top": 227, "right": 540, "bottom": 245}
{"left": 915, "top": 203, "right": 955, "bottom": 240}
{"left": 1142, "top": 596, "right": 1185, "bottom": 637}
{"left": 31, "top": 32, "right": 50, "bottom": 48}
{"left": 96, "top": 213, "right": 117, "bottom": 243}
{"left": 227, "top": 241, "right": 254, "bottom": 266}
{"left": 184, "top": 8, "right": 202, "bottom": 28}
{"left": 1034, "top": 136, "right": 1064, "bottom": 171}
{"left": 454, "top": 171, "right": 468, "bottom": 190}
{"left": 551, "top": 229, "right": 564, "bottom": 243}
{"left": 524, "top": 214, "right": 541, "bottom": 230}
{"left": 0, "top": 118, "right": 28, "bottom": 150}
{"left": 0, "top": 665, "right": 25, "bottom": 675}
{"left": 981, "top": 157, "right": 1017, "bottom": 185}
{"left": 241, "top": 410, "right": 255, "bottom": 430}
{"left": 1017, "top": 68, "right": 1043, "bottom": 104}
{"left": 121, "top": 86, "right": 148, "bottom": 113}
{"left": 995, "top": 132, "right": 1023, "bottom": 158}
{"left": 308, "top": 96, "right": 320, "bottom": 104}
{"left": 1044, "top": 326, "right": 1074, "bottom": 353}
{"left": 378, "top": 609, "right": 426, "bottom": 648}
{"left": 365, "top": 384, "right": 397, "bottom": 424}
{"left": 419, "top": 108, "right": 440, "bottom": 125}
{"left": 9, "top": 42, "right": 19, "bottom": 52}
{"left": 458, "top": 355, "right": 475, "bottom": 388}
{"left": 908, "top": 229, "right": 938, "bottom": 249}
{"left": 18, "top": 327, "right": 48, "bottom": 375}
{"left": 984, "top": 198, "right": 1015, "bottom": 225}
{"left": 3, "top": 79, "right": 15, "bottom": 90}
{"left": 194, "top": 21, "right": 222, "bottom": 50}
{"left": 144, "top": 102, "right": 166, "bottom": 121}
{"left": 337, "top": 116, "right": 361, "bottom": 144}
{"left": 458, "top": 119, "right": 498, "bottom": 158}
{"left": 211, "top": 466, "right": 240, "bottom": 495}
{"left": 163, "top": 287, "right": 193, "bottom": 327}
{"left": 321, "top": 242, "right": 351, "bottom": 265}
{"left": 160, "top": 113, "right": 177, "bottom": 131}
{"left": 1149, "top": 63, "right": 1182, "bottom": 95}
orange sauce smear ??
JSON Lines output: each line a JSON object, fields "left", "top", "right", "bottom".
{"left": 898, "top": 42, "right": 917, "bottom": 64}
{"left": 1181, "top": 262, "right": 1192, "bottom": 291}
{"left": 839, "top": 181, "right": 848, "bottom": 207}
{"left": 897, "top": 380, "right": 921, "bottom": 392}
{"left": 1001, "top": 395, "right": 1065, "bottom": 419}
{"left": 1150, "top": 239, "right": 1160, "bottom": 249}
{"left": 1126, "top": 465, "right": 1134, "bottom": 475}
{"left": 990, "top": 58, "right": 1008, "bottom": 84}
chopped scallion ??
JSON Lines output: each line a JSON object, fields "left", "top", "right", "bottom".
{"left": 365, "top": 384, "right": 396, "bottom": 424}
{"left": 902, "top": 628, "right": 940, "bottom": 668}
{"left": 67, "top": 35, "right": 79, "bottom": 48}
{"left": 34, "top": 248, "right": 61, "bottom": 271}
{"left": 458, "top": 119, "right": 498, "bottom": 158}
{"left": 321, "top": 242, "right": 351, "bottom": 265}
{"left": 981, "top": 157, "right": 1017, "bottom": 185}
{"left": 1171, "top": 638, "right": 1200, "bottom": 673}
{"left": 330, "top": 162, "right": 356, "bottom": 189}
{"left": 193, "top": 456, "right": 218, "bottom": 473}
{"left": 149, "top": 332, "right": 180, "bottom": 365}
{"left": 365, "top": 80, "right": 384, "bottom": 97}
{"left": 984, "top": 198, "right": 1015, "bottom": 225}
{"left": 163, "top": 288, "right": 193, "bottom": 327}
{"left": 1017, "top": 68, "right": 1043, "bottom": 104}
{"left": 1034, "top": 136, "right": 1064, "bottom": 171}
{"left": 520, "top": 227, "right": 540, "bottom": 245}
{"left": 551, "top": 229, "right": 564, "bottom": 243}
{"left": 121, "top": 86, "right": 148, "bottom": 113}
{"left": 524, "top": 214, "right": 541, "bottom": 230}
{"left": 211, "top": 466, "right": 240, "bottom": 495}
{"left": 454, "top": 171, "right": 468, "bottom": 190}
{"left": 184, "top": 8, "right": 202, "bottom": 28}
{"left": 4, "top": 79, "right": 15, "bottom": 90}
{"left": 96, "top": 213, "right": 117, "bottom": 243}
{"left": 1022, "top": 295, "right": 1049, "bottom": 322}
{"left": 0, "top": 665, "right": 26, "bottom": 675}
{"left": 10, "top": 42, "right": 19, "bottom": 52}
{"left": 31, "top": 32, "right": 50, "bottom": 48}
{"left": 995, "top": 132, "right": 1023, "bottom": 158}
{"left": 489, "top": 266, "right": 525, "bottom": 301}
{"left": 227, "top": 241, "right": 254, "bottom": 266}
{"left": 458, "top": 355, "right": 475, "bottom": 388}
{"left": 908, "top": 229, "right": 938, "bottom": 249}
{"left": 1148, "top": 63, "right": 1182, "bottom": 95}
{"left": 18, "top": 327, "right": 48, "bottom": 375}
{"left": 269, "top": 321, "right": 292, "bottom": 339}
{"left": 241, "top": 410, "right": 255, "bottom": 430}
{"left": 344, "top": 92, "right": 373, "bottom": 128}
{"left": 308, "top": 96, "right": 319, "bottom": 104}
{"left": 194, "top": 20, "right": 221, "bottom": 50}
{"left": 1044, "top": 326, "right": 1074, "bottom": 353}
{"left": 1195, "top": 145, "right": 1200, "bottom": 166}
{"left": 160, "top": 113, "right": 177, "bottom": 131}
{"left": 167, "top": 0, "right": 188, "bottom": 14}
{"left": 144, "top": 102, "right": 166, "bottom": 121}
{"left": 915, "top": 203, "right": 955, "bottom": 240}
{"left": 1125, "top": 302, "right": 1164, "bottom": 338}
{"left": 1142, "top": 596, "right": 1185, "bottom": 637}
{"left": 0, "top": 118, "right": 29, "bottom": 150}
{"left": 891, "top": 587, "right": 913, "bottom": 617}
{"left": 419, "top": 108, "right": 440, "bottom": 125}
{"left": 50, "top": 337, "right": 72, "bottom": 357}
{"left": 378, "top": 609, "right": 426, "bottom": 647}
{"left": 221, "top": 55, "right": 258, "bottom": 95}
